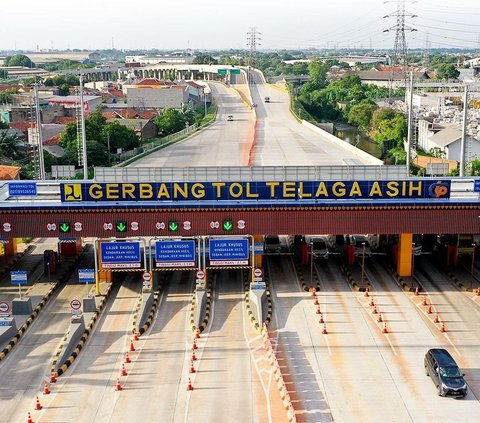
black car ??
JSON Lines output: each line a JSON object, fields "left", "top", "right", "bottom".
{"left": 424, "top": 348, "right": 467, "bottom": 397}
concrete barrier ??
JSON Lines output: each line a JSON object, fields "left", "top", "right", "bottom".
{"left": 55, "top": 314, "right": 86, "bottom": 371}
{"left": 301, "top": 120, "right": 383, "bottom": 165}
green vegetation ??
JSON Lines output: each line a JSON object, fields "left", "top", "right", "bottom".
{"left": 4, "top": 54, "right": 34, "bottom": 68}
{"left": 0, "top": 87, "right": 19, "bottom": 103}
{"left": 42, "top": 60, "right": 95, "bottom": 72}
{"left": 60, "top": 112, "right": 140, "bottom": 167}
{"left": 0, "top": 130, "right": 28, "bottom": 161}
{"left": 44, "top": 74, "right": 80, "bottom": 96}
{"left": 154, "top": 106, "right": 208, "bottom": 136}
{"left": 434, "top": 63, "right": 460, "bottom": 80}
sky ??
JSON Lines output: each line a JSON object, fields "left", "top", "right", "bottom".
{"left": 1, "top": 0, "right": 480, "bottom": 51}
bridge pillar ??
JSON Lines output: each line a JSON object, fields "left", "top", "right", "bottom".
{"left": 397, "top": 233, "right": 413, "bottom": 277}
{"left": 3, "top": 238, "right": 18, "bottom": 256}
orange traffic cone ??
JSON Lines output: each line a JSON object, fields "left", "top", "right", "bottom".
{"left": 35, "top": 396, "right": 42, "bottom": 410}
{"left": 187, "top": 378, "right": 194, "bottom": 391}
{"left": 314, "top": 297, "right": 319, "bottom": 305}
{"left": 322, "top": 323, "right": 328, "bottom": 334}
{"left": 125, "top": 352, "right": 131, "bottom": 364}
{"left": 50, "top": 371, "right": 57, "bottom": 383}
{"left": 383, "top": 322, "right": 388, "bottom": 333}
{"left": 27, "top": 412, "right": 34, "bottom": 423}
{"left": 422, "top": 295, "right": 427, "bottom": 306}
{"left": 121, "top": 364, "right": 128, "bottom": 376}
{"left": 191, "top": 350, "right": 197, "bottom": 361}
{"left": 195, "top": 329, "right": 200, "bottom": 339}
{"left": 441, "top": 322, "right": 446, "bottom": 333}
{"left": 315, "top": 305, "right": 321, "bottom": 314}
{"left": 415, "top": 286, "right": 419, "bottom": 296}
{"left": 311, "top": 288, "right": 316, "bottom": 297}
{"left": 377, "top": 313, "right": 383, "bottom": 323}
{"left": 130, "top": 340, "right": 135, "bottom": 352}
{"left": 115, "top": 378, "right": 123, "bottom": 391}
{"left": 372, "top": 306, "right": 378, "bottom": 314}
{"left": 192, "top": 339, "right": 198, "bottom": 350}
{"left": 189, "top": 360, "right": 196, "bottom": 374}
{"left": 364, "top": 287, "right": 369, "bottom": 297}
{"left": 434, "top": 313, "right": 439, "bottom": 323}
{"left": 134, "top": 332, "right": 139, "bottom": 341}
{"left": 427, "top": 305, "right": 433, "bottom": 314}
{"left": 43, "top": 382, "right": 50, "bottom": 395}
{"left": 476, "top": 287, "right": 480, "bottom": 296}
{"left": 319, "top": 314, "right": 324, "bottom": 324}
{"left": 369, "top": 298, "right": 375, "bottom": 307}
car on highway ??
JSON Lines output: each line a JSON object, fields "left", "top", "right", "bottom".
{"left": 227, "top": 115, "right": 234, "bottom": 121}
{"left": 424, "top": 348, "right": 467, "bottom": 398}
{"left": 306, "top": 236, "right": 329, "bottom": 259}
{"left": 264, "top": 96, "right": 270, "bottom": 103}
{"left": 351, "top": 235, "right": 372, "bottom": 257}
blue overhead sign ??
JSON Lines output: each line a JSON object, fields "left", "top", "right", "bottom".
{"left": 209, "top": 238, "right": 249, "bottom": 266}
{"left": 155, "top": 240, "right": 196, "bottom": 268}
{"left": 474, "top": 179, "right": 480, "bottom": 192}
{"left": 9, "top": 182, "right": 37, "bottom": 197}
{"left": 78, "top": 268, "right": 95, "bottom": 283}
{"left": 100, "top": 242, "right": 141, "bottom": 269}
{"left": 10, "top": 270, "right": 28, "bottom": 285}
{"left": 60, "top": 180, "right": 452, "bottom": 203}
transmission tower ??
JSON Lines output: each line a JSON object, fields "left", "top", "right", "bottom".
{"left": 383, "top": 0, "right": 417, "bottom": 101}
{"left": 246, "top": 27, "right": 261, "bottom": 67}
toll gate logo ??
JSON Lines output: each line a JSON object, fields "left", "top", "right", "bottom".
{"left": 427, "top": 181, "right": 450, "bottom": 198}
{"left": 63, "top": 184, "right": 82, "bottom": 201}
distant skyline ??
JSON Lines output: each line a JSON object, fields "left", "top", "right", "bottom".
{"left": 2, "top": 0, "right": 480, "bottom": 52}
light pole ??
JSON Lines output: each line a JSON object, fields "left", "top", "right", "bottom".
{"left": 361, "top": 242, "right": 366, "bottom": 289}
{"left": 470, "top": 243, "right": 476, "bottom": 291}
{"left": 411, "top": 242, "right": 416, "bottom": 290}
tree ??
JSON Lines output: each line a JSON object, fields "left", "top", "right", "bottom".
{"left": 193, "top": 54, "right": 218, "bottom": 65}
{"left": 103, "top": 121, "right": 140, "bottom": 152}
{"left": 347, "top": 103, "right": 378, "bottom": 130}
{"left": 0, "top": 69, "right": 7, "bottom": 79}
{"left": 155, "top": 108, "right": 186, "bottom": 135}
{"left": 0, "top": 121, "right": 8, "bottom": 129}
{"left": 0, "top": 88, "right": 19, "bottom": 104}
{"left": 435, "top": 63, "right": 460, "bottom": 80}
{"left": 5, "top": 54, "right": 34, "bottom": 68}
{"left": 0, "top": 131, "right": 28, "bottom": 161}
{"left": 429, "top": 147, "right": 445, "bottom": 158}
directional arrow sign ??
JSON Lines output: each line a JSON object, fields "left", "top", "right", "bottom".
{"left": 59, "top": 222, "right": 71, "bottom": 233}
{"left": 223, "top": 220, "right": 233, "bottom": 231}
{"left": 168, "top": 221, "right": 179, "bottom": 232}
{"left": 116, "top": 221, "right": 127, "bottom": 232}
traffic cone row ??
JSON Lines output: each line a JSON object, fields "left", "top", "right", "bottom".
{"left": 35, "top": 397, "right": 42, "bottom": 411}
{"left": 27, "top": 412, "right": 33, "bottom": 423}
{"left": 476, "top": 287, "right": 480, "bottom": 296}
{"left": 415, "top": 286, "right": 419, "bottom": 296}
{"left": 43, "top": 382, "right": 50, "bottom": 395}
{"left": 422, "top": 295, "right": 428, "bottom": 306}
{"left": 364, "top": 287, "right": 369, "bottom": 297}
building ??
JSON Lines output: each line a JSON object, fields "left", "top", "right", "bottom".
{"left": 125, "top": 55, "right": 194, "bottom": 66}
{"left": 24, "top": 51, "right": 99, "bottom": 64}
{"left": 110, "top": 118, "right": 157, "bottom": 141}
{"left": 417, "top": 120, "right": 480, "bottom": 163}
{"left": 126, "top": 78, "right": 189, "bottom": 109}
{"left": 46, "top": 95, "right": 102, "bottom": 114}
{"left": 343, "top": 70, "right": 430, "bottom": 87}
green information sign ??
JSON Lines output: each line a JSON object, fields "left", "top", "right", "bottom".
{"left": 116, "top": 221, "right": 127, "bottom": 232}
{"left": 217, "top": 69, "right": 227, "bottom": 75}
{"left": 168, "top": 221, "right": 179, "bottom": 232}
{"left": 59, "top": 222, "right": 71, "bottom": 233}
{"left": 223, "top": 220, "right": 233, "bottom": 231}
{"left": 230, "top": 69, "right": 241, "bottom": 75}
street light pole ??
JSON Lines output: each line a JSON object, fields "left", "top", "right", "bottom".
{"left": 411, "top": 242, "right": 416, "bottom": 290}
{"left": 310, "top": 241, "right": 314, "bottom": 291}
{"left": 361, "top": 242, "right": 366, "bottom": 289}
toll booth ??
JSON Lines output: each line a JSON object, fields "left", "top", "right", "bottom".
{"left": 43, "top": 250, "right": 57, "bottom": 274}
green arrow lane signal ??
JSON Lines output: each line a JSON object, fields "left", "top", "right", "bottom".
{"left": 59, "top": 222, "right": 71, "bottom": 233}
{"left": 168, "top": 221, "right": 179, "bottom": 231}
{"left": 116, "top": 221, "right": 127, "bottom": 232}
{"left": 223, "top": 220, "right": 233, "bottom": 231}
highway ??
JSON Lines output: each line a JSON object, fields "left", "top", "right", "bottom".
{"left": 131, "top": 82, "right": 254, "bottom": 167}
{"left": 248, "top": 70, "right": 379, "bottom": 166}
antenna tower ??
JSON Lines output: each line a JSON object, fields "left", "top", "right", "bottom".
{"left": 383, "top": 0, "right": 417, "bottom": 101}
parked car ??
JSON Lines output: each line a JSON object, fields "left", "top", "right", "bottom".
{"left": 424, "top": 348, "right": 467, "bottom": 397}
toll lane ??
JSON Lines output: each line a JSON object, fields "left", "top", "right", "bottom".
{"left": 131, "top": 82, "right": 253, "bottom": 167}
{"left": 187, "top": 270, "right": 287, "bottom": 423}
{"left": 364, "top": 260, "right": 480, "bottom": 421}
{"left": 415, "top": 257, "right": 480, "bottom": 399}
{"left": 108, "top": 271, "right": 194, "bottom": 422}
{"left": 36, "top": 274, "right": 141, "bottom": 423}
